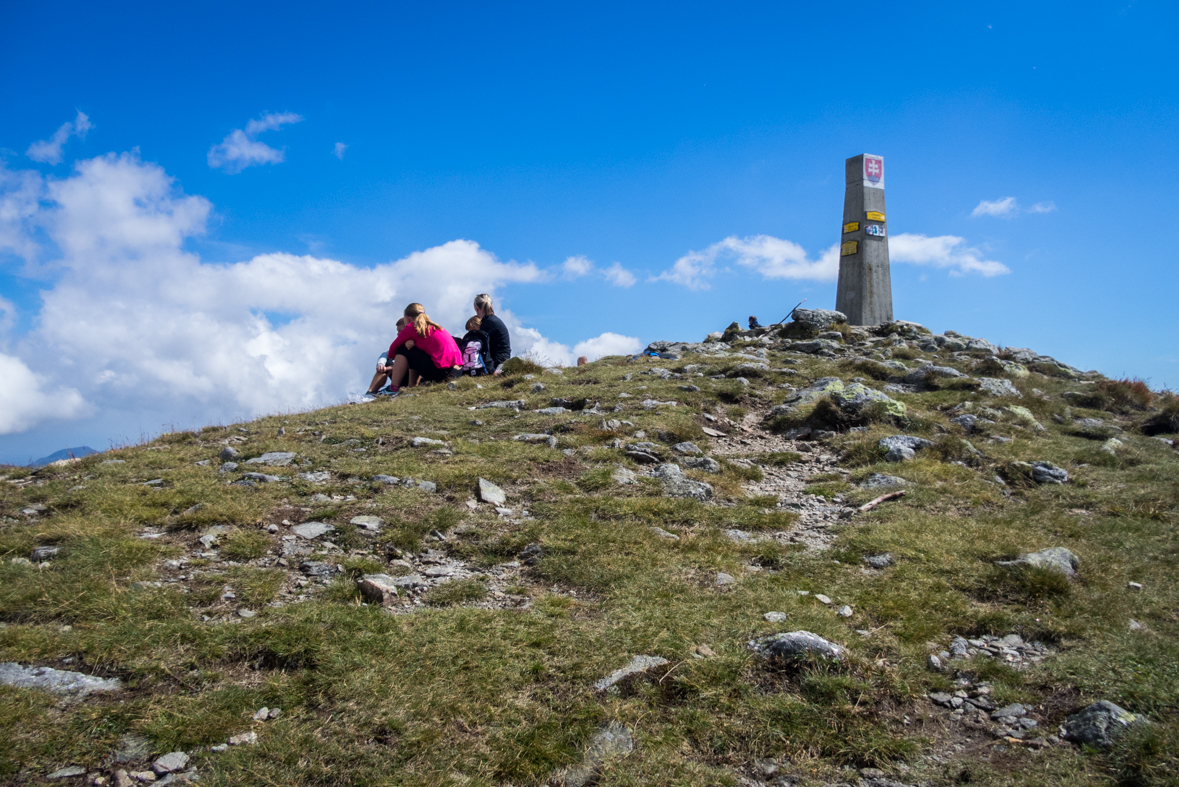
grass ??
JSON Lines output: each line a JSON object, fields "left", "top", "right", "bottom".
{"left": 1, "top": 344, "right": 1177, "bottom": 786}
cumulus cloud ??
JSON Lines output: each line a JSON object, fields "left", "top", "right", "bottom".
{"left": 971, "top": 196, "right": 1019, "bottom": 218}
{"left": 0, "top": 353, "right": 88, "bottom": 435}
{"left": 655, "top": 234, "right": 839, "bottom": 290}
{"left": 333, "top": 142, "right": 347, "bottom": 160}
{"left": 890, "top": 233, "right": 1010, "bottom": 276}
{"left": 555, "top": 255, "right": 636, "bottom": 287}
{"left": 208, "top": 112, "right": 304, "bottom": 173}
{"left": 0, "top": 148, "right": 636, "bottom": 436}
{"left": 26, "top": 111, "right": 92, "bottom": 165}
{"left": 561, "top": 255, "right": 593, "bottom": 278}
{"left": 514, "top": 328, "right": 641, "bottom": 367}
{"left": 603, "top": 262, "right": 636, "bottom": 288}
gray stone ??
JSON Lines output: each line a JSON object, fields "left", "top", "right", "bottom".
{"left": 879, "top": 435, "right": 932, "bottom": 453}
{"left": 791, "top": 308, "right": 847, "bottom": 331}
{"left": 47, "top": 766, "right": 86, "bottom": 780}
{"left": 533, "top": 407, "right": 568, "bottom": 415}
{"left": 219, "top": 447, "right": 239, "bottom": 461}
{"left": 228, "top": 731, "right": 257, "bottom": 746}
{"left": 672, "top": 441, "right": 702, "bottom": 455}
{"left": 612, "top": 467, "right": 637, "bottom": 485}
{"left": 357, "top": 574, "right": 400, "bottom": 605}
{"left": 860, "top": 474, "right": 907, "bottom": 490}
{"left": 152, "top": 752, "right": 189, "bottom": 775}
{"left": 297, "top": 471, "right": 330, "bottom": 484}
{"left": 562, "top": 722, "right": 634, "bottom": 787}
{"left": 371, "top": 474, "right": 400, "bottom": 485}
{"left": 748, "top": 631, "right": 845, "bottom": 662}
{"left": 412, "top": 437, "right": 446, "bottom": 448}
{"left": 300, "top": 561, "right": 337, "bottom": 578}
{"left": 291, "top": 522, "right": 335, "bottom": 540}
{"left": 31, "top": 545, "right": 60, "bottom": 561}
{"left": 1030, "top": 461, "right": 1068, "bottom": 485}
{"left": 768, "top": 377, "right": 845, "bottom": 415}
{"left": 593, "top": 654, "right": 669, "bottom": 691}
{"left": 885, "top": 446, "right": 915, "bottom": 462}
{"left": 653, "top": 463, "right": 713, "bottom": 501}
{"left": 241, "top": 472, "right": 282, "bottom": 483}
{"left": 830, "top": 383, "right": 906, "bottom": 417}
{"left": 991, "top": 703, "right": 1029, "bottom": 721}
{"left": 477, "top": 478, "right": 507, "bottom": 505}
{"left": 640, "top": 399, "right": 678, "bottom": 409}
{"left": 998, "top": 547, "right": 1080, "bottom": 578}
{"left": 927, "top": 654, "right": 944, "bottom": 672}
{"left": 904, "top": 365, "right": 966, "bottom": 386}
{"left": 390, "top": 574, "right": 428, "bottom": 589}
{"left": 513, "top": 433, "right": 558, "bottom": 448}
{"left": 681, "top": 456, "right": 721, "bottom": 473}
{"left": 0, "top": 662, "right": 122, "bottom": 698}
{"left": 218, "top": 462, "right": 238, "bottom": 473}
{"left": 350, "top": 515, "right": 383, "bottom": 531}
{"left": 950, "top": 413, "right": 992, "bottom": 433}
{"left": 246, "top": 451, "right": 296, "bottom": 466}
{"left": 715, "top": 572, "right": 737, "bottom": 586}
{"left": 814, "top": 594, "right": 832, "bottom": 605}
{"left": 530, "top": 383, "right": 546, "bottom": 392}
{"left": 649, "top": 527, "right": 679, "bottom": 540}
{"left": 863, "top": 553, "right": 895, "bottom": 569}
{"left": 104, "top": 733, "right": 152, "bottom": 766}
{"left": 967, "top": 337, "right": 1001, "bottom": 355}
{"left": 764, "top": 611, "right": 788, "bottom": 623}
{"left": 978, "top": 377, "right": 1022, "bottom": 397}
{"left": 837, "top": 605, "right": 854, "bottom": 617}
{"left": 474, "top": 400, "right": 525, "bottom": 409}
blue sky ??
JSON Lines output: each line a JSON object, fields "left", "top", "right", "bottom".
{"left": 1, "top": 1, "right": 1176, "bottom": 464}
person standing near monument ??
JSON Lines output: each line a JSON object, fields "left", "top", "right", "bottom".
{"left": 473, "top": 293, "right": 511, "bottom": 375}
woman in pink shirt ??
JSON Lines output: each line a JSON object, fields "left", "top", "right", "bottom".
{"left": 378, "top": 303, "right": 463, "bottom": 392}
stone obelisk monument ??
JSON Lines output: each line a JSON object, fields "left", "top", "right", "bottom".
{"left": 835, "top": 153, "right": 893, "bottom": 325}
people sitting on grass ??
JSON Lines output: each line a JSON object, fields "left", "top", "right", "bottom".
{"left": 368, "top": 303, "right": 462, "bottom": 396}
{"left": 474, "top": 293, "right": 511, "bottom": 376}
{"left": 367, "top": 317, "right": 408, "bottom": 395}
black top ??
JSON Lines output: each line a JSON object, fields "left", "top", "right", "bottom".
{"left": 480, "top": 313, "right": 511, "bottom": 369}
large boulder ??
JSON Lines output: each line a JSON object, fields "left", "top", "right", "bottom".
{"left": 653, "top": 464, "right": 713, "bottom": 501}
{"left": 791, "top": 308, "right": 847, "bottom": 331}
{"left": 997, "top": 547, "right": 1080, "bottom": 578}
{"left": 830, "top": 383, "right": 906, "bottom": 418}
{"left": 748, "top": 631, "right": 845, "bottom": 663}
{"left": 978, "top": 377, "right": 1022, "bottom": 398}
{"left": 1063, "top": 701, "right": 1148, "bottom": 747}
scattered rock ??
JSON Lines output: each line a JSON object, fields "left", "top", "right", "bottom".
{"left": 241, "top": 472, "right": 282, "bottom": 483}
{"left": 611, "top": 467, "right": 637, "bottom": 485}
{"left": 860, "top": 474, "right": 908, "bottom": 490}
{"left": 593, "top": 654, "right": 669, "bottom": 691}
{"left": 1030, "top": 461, "right": 1068, "bottom": 485}
{"left": 477, "top": 478, "right": 507, "bottom": 505}
{"left": 764, "top": 611, "right": 788, "bottom": 623}
{"left": 837, "top": 605, "right": 853, "bottom": 617}
{"left": 748, "top": 631, "right": 845, "bottom": 662}
{"left": 412, "top": 437, "right": 446, "bottom": 448}
{"left": 513, "top": 433, "right": 558, "bottom": 449}
{"left": 291, "top": 522, "right": 335, "bottom": 540}
{"left": 31, "top": 545, "right": 60, "bottom": 561}
{"left": 672, "top": 441, "right": 702, "bottom": 455}
{"left": 152, "top": 752, "right": 189, "bottom": 775}
{"left": 371, "top": 474, "right": 400, "bottom": 485}
{"left": 350, "top": 515, "right": 383, "bottom": 531}
{"left": 649, "top": 527, "right": 678, "bottom": 540}
{"left": 653, "top": 463, "right": 713, "bottom": 500}
{"left": 562, "top": 722, "right": 634, "bottom": 787}
{"left": 1063, "top": 701, "right": 1147, "bottom": 747}
{"left": 715, "top": 572, "right": 737, "bottom": 586}
{"left": 830, "top": 383, "right": 906, "bottom": 417}
{"left": 681, "top": 456, "right": 721, "bottom": 473}
{"left": 358, "top": 574, "right": 400, "bottom": 605}
{"left": 978, "top": 377, "right": 1022, "bottom": 398}
{"left": 246, "top": 451, "right": 296, "bottom": 466}
{"left": 47, "top": 766, "right": 87, "bottom": 780}
{"left": 863, "top": 553, "right": 895, "bottom": 569}
{"left": 998, "top": 547, "right": 1079, "bottom": 577}
{"left": 219, "top": 447, "right": 239, "bottom": 461}
{"left": 474, "top": 400, "right": 526, "bottom": 410}
{"left": 228, "top": 731, "right": 258, "bottom": 746}
{"left": 0, "top": 662, "right": 122, "bottom": 698}
{"left": 791, "top": 308, "right": 847, "bottom": 331}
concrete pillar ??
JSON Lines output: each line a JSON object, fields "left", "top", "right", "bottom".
{"left": 835, "top": 154, "right": 893, "bottom": 326}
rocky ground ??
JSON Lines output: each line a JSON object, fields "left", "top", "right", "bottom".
{"left": 2, "top": 308, "right": 1177, "bottom": 786}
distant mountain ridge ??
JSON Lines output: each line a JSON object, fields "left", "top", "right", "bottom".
{"left": 28, "top": 446, "right": 98, "bottom": 468}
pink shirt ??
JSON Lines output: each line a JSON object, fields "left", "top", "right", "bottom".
{"left": 388, "top": 323, "right": 463, "bottom": 369}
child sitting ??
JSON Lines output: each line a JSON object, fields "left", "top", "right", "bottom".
{"left": 458, "top": 316, "right": 491, "bottom": 375}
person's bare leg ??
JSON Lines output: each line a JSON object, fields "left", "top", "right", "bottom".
{"left": 367, "top": 370, "right": 389, "bottom": 394}
{"left": 408, "top": 370, "right": 421, "bottom": 387}
{"left": 387, "top": 355, "right": 410, "bottom": 389}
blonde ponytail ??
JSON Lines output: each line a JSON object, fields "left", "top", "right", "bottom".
{"left": 404, "top": 302, "right": 444, "bottom": 337}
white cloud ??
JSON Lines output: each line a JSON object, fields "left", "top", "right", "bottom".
{"left": 26, "top": 111, "right": 92, "bottom": 165}
{"left": 603, "top": 262, "right": 636, "bottom": 288}
{"left": 971, "top": 196, "right": 1019, "bottom": 218}
{"left": 208, "top": 112, "right": 304, "bottom": 174}
{"left": 0, "top": 353, "right": 87, "bottom": 435}
{"left": 333, "top": 142, "right": 348, "bottom": 160}
{"left": 514, "top": 327, "right": 641, "bottom": 367}
{"left": 0, "top": 147, "right": 632, "bottom": 434}
{"left": 0, "top": 163, "right": 46, "bottom": 263}
{"left": 890, "top": 233, "right": 1010, "bottom": 277}
{"left": 1028, "top": 201, "right": 1056, "bottom": 213}
{"left": 655, "top": 234, "right": 838, "bottom": 290}
{"left": 555, "top": 255, "right": 636, "bottom": 287}
{"left": 561, "top": 255, "right": 593, "bottom": 278}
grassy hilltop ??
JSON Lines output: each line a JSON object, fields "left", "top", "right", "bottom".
{"left": 1, "top": 316, "right": 1178, "bottom": 787}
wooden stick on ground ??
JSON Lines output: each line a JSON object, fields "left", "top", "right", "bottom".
{"left": 858, "top": 490, "right": 906, "bottom": 513}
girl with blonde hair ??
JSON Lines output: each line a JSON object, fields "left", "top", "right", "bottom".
{"left": 473, "top": 293, "right": 511, "bottom": 375}
{"left": 373, "top": 303, "right": 463, "bottom": 393}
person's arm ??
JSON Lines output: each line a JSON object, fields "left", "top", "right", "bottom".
{"left": 386, "top": 325, "right": 413, "bottom": 365}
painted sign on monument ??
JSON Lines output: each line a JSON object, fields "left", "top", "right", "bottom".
{"left": 835, "top": 154, "right": 893, "bottom": 326}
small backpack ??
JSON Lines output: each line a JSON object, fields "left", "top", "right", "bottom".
{"left": 459, "top": 330, "right": 492, "bottom": 375}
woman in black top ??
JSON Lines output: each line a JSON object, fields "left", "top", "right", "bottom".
{"left": 474, "top": 293, "right": 511, "bottom": 375}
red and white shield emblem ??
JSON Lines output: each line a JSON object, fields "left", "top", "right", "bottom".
{"left": 864, "top": 156, "right": 883, "bottom": 183}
